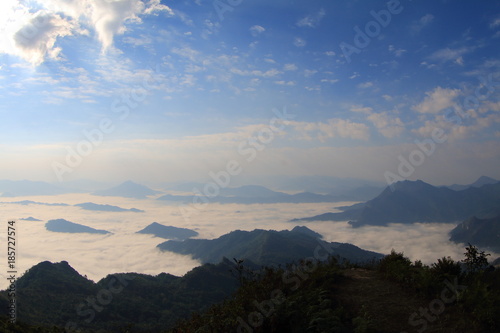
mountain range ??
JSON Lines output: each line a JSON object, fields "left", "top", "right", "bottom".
{"left": 157, "top": 226, "right": 383, "bottom": 266}
{"left": 446, "top": 176, "right": 499, "bottom": 191}
{"left": 75, "top": 202, "right": 144, "bottom": 212}
{"left": 158, "top": 184, "right": 383, "bottom": 204}
{"left": 294, "top": 177, "right": 500, "bottom": 227}
{"left": 0, "top": 180, "right": 79, "bottom": 197}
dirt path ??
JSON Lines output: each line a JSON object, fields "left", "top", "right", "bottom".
{"left": 337, "top": 268, "right": 432, "bottom": 333}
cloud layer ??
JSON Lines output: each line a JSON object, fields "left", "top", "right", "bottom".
{"left": 3, "top": 196, "right": 496, "bottom": 290}
{"left": 0, "top": 0, "right": 173, "bottom": 65}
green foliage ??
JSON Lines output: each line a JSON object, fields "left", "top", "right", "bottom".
{"left": 2, "top": 245, "right": 499, "bottom": 333}
{"left": 170, "top": 257, "right": 349, "bottom": 332}
{"left": 462, "top": 243, "right": 490, "bottom": 273}
{"left": 377, "top": 249, "right": 412, "bottom": 282}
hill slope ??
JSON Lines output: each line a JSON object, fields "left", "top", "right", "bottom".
{"left": 449, "top": 215, "right": 500, "bottom": 252}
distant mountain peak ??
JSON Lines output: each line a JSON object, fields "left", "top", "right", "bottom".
{"left": 291, "top": 226, "right": 323, "bottom": 239}
{"left": 387, "top": 179, "right": 433, "bottom": 192}
{"left": 92, "top": 181, "right": 160, "bottom": 199}
{"left": 447, "top": 176, "right": 498, "bottom": 191}
{"left": 472, "top": 176, "right": 498, "bottom": 186}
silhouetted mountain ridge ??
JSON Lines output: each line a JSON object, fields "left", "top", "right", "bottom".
{"left": 449, "top": 215, "right": 500, "bottom": 252}
{"left": 158, "top": 184, "right": 382, "bottom": 204}
{"left": 92, "top": 180, "right": 160, "bottom": 199}
{"left": 294, "top": 179, "right": 500, "bottom": 227}
{"left": 45, "top": 219, "right": 111, "bottom": 234}
{"left": 136, "top": 222, "right": 198, "bottom": 240}
{"left": 446, "top": 176, "right": 498, "bottom": 191}
{"left": 157, "top": 227, "right": 383, "bottom": 265}
{"left": 75, "top": 202, "right": 144, "bottom": 212}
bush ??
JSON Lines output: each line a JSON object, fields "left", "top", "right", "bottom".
{"left": 378, "top": 250, "right": 412, "bottom": 283}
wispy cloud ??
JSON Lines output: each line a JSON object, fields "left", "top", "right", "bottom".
{"left": 250, "top": 25, "right": 265, "bottom": 36}
{"left": 411, "top": 13, "right": 434, "bottom": 33}
{"left": 357, "top": 81, "right": 373, "bottom": 89}
{"left": 490, "top": 16, "right": 500, "bottom": 29}
{"left": 296, "top": 9, "right": 326, "bottom": 28}
{"left": 290, "top": 119, "right": 370, "bottom": 142}
{"left": 428, "top": 47, "right": 469, "bottom": 65}
{"left": 388, "top": 45, "right": 406, "bottom": 57}
{"left": 293, "top": 37, "right": 307, "bottom": 47}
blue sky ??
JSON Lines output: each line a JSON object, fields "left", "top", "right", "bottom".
{"left": 0, "top": 0, "right": 499, "bottom": 186}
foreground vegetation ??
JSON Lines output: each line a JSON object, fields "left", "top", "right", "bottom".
{"left": 0, "top": 245, "right": 498, "bottom": 332}
{"left": 170, "top": 245, "right": 500, "bottom": 333}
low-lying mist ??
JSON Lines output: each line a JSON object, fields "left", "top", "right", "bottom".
{"left": 1, "top": 194, "right": 496, "bottom": 289}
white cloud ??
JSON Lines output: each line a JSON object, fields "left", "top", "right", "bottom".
{"left": 284, "top": 63, "right": 298, "bottom": 71}
{"left": 143, "top": 0, "right": 174, "bottom": 16}
{"left": 1, "top": 8, "right": 79, "bottom": 65}
{"left": 290, "top": 119, "right": 370, "bottom": 141}
{"left": 231, "top": 68, "right": 281, "bottom": 78}
{"left": 412, "top": 87, "right": 460, "bottom": 114}
{"left": 320, "top": 79, "right": 339, "bottom": 84}
{"left": 0, "top": 0, "right": 174, "bottom": 65}
{"left": 388, "top": 45, "right": 406, "bottom": 57}
{"left": 250, "top": 25, "right": 265, "bottom": 36}
{"left": 304, "top": 69, "right": 317, "bottom": 77}
{"left": 293, "top": 37, "right": 306, "bottom": 47}
{"left": 490, "top": 16, "right": 500, "bottom": 29}
{"left": 429, "top": 47, "right": 469, "bottom": 64}
{"left": 296, "top": 9, "right": 326, "bottom": 28}
{"left": 411, "top": 14, "right": 434, "bottom": 33}
{"left": 274, "top": 80, "right": 295, "bottom": 86}
{"left": 357, "top": 81, "right": 373, "bottom": 89}
{"left": 413, "top": 112, "right": 500, "bottom": 141}
{"left": 349, "top": 105, "right": 404, "bottom": 138}
{"left": 367, "top": 112, "right": 405, "bottom": 138}
{"left": 350, "top": 105, "right": 373, "bottom": 114}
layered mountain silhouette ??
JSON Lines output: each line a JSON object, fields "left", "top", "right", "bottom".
{"left": 294, "top": 178, "right": 500, "bottom": 227}
{"left": 157, "top": 226, "right": 383, "bottom": 265}
{"left": 0, "top": 200, "right": 69, "bottom": 206}
{"left": 45, "top": 219, "right": 110, "bottom": 234}
{"left": 158, "top": 184, "right": 382, "bottom": 204}
{"left": 449, "top": 215, "right": 500, "bottom": 252}
{"left": 0, "top": 180, "right": 80, "bottom": 197}
{"left": 92, "top": 180, "right": 160, "bottom": 199}
{"left": 136, "top": 222, "right": 198, "bottom": 240}
{"left": 20, "top": 217, "right": 42, "bottom": 221}
{"left": 446, "top": 176, "right": 499, "bottom": 191}
{"left": 75, "top": 202, "right": 144, "bottom": 212}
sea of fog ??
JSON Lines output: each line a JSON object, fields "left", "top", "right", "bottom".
{"left": 1, "top": 193, "right": 496, "bottom": 290}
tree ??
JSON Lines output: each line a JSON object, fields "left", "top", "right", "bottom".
{"left": 462, "top": 243, "right": 490, "bottom": 273}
